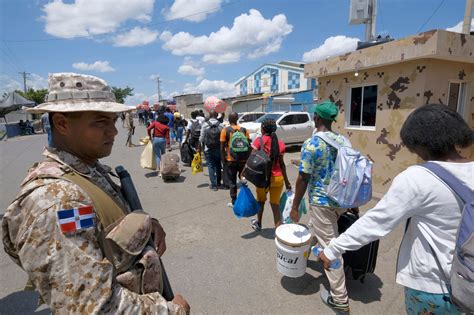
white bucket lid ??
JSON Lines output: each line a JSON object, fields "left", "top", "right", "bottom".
{"left": 275, "top": 224, "right": 311, "bottom": 247}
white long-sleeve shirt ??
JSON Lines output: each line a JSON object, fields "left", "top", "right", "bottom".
{"left": 324, "top": 161, "right": 473, "bottom": 294}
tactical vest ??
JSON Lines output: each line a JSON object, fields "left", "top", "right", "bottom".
{"left": 23, "top": 163, "right": 163, "bottom": 295}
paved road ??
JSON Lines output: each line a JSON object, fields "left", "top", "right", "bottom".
{"left": 0, "top": 121, "right": 404, "bottom": 314}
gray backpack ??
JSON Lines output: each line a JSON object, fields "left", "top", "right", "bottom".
{"left": 421, "top": 162, "right": 474, "bottom": 312}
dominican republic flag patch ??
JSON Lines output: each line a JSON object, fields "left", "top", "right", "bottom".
{"left": 57, "top": 205, "right": 95, "bottom": 234}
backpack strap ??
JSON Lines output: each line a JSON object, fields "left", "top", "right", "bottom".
{"left": 225, "top": 126, "right": 234, "bottom": 143}
{"left": 422, "top": 162, "right": 471, "bottom": 204}
{"left": 315, "top": 131, "right": 349, "bottom": 150}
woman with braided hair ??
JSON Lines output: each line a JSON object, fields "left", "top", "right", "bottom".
{"left": 250, "top": 118, "right": 292, "bottom": 231}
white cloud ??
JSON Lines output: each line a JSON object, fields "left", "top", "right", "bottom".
{"left": 72, "top": 60, "right": 115, "bottom": 72}
{"left": 42, "top": 0, "right": 154, "bottom": 38}
{"left": 0, "top": 73, "right": 48, "bottom": 96}
{"left": 302, "top": 36, "right": 360, "bottom": 63}
{"left": 178, "top": 64, "right": 205, "bottom": 76}
{"left": 446, "top": 19, "right": 474, "bottom": 33}
{"left": 0, "top": 75, "right": 22, "bottom": 95}
{"left": 202, "top": 52, "right": 240, "bottom": 64}
{"left": 125, "top": 90, "right": 179, "bottom": 106}
{"left": 113, "top": 27, "right": 159, "bottom": 47}
{"left": 165, "top": 0, "right": 221, "bottom": 22}
{"left": 28, "top": 73, "right": 48, "bottom": 90}
{"left": 183, "top": 79, "right": 235, "bottom": 98}
{"left": 160, "top": 9, "right": 292, "bottom": 64}
{"left": 178, "top": 58, "right": 205, "bottom": 76}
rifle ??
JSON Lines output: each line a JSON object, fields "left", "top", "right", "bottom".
{"left": 115, "top": 166, "right": 175, "bottom": 301}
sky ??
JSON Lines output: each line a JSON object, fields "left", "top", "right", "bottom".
{"left": 0, "top": 0, "right": 472, "bottom": 105}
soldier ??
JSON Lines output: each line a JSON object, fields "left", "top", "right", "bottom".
{"left": 2, "top": 73, "right": 190, "bottom": 314}
{"left": 124, "top": 110, "right": 135, "bottom": 147}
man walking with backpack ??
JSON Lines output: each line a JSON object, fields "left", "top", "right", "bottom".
{"left": 199, "top": 110, "right": 224, "bottom": 191}
{"left": 220, "top": 112, "right": 250, "bottom": 206}
{"left": 184, "top": 110, "right": 202, "bottom": 152}
{"left": 290, "top": 100, "right": 352, "bottom": 313}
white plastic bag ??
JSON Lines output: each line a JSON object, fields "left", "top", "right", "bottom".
{"left": 281, "top": 190, "right": 294, "bottom": 224}
{"left": 140, "top": 140, "right": 156, "bottom": 170}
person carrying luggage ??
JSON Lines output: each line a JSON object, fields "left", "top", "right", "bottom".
{"left": 220, "top": 112, "right": 250, "bottom": 206}
{"left": 290, "top": 100, "right": 353, "bottom": 313}
{"left": 147, "top": 114, "right": 171, "bottom": 174}
{"left": 299, "top": 104, "right": 472, "bottom": 315}
{"left": 184, "top": 110, "right": 201, "bottom": 152}
{"left": 198, "top": 110, "right": 224, "bottom": 191}
{"left": 249, "top": 118, "right": 291, "bottom": 231}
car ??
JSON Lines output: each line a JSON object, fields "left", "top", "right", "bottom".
{"left": 240, "top": 111, "right": 314, "bottom": 145}
{"left": 237, "top": 112, "right": 266, "bottom": 124}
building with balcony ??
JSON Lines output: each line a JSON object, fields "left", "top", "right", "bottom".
{"left": 235, "top": 61, "right": 317, "bottom": 96}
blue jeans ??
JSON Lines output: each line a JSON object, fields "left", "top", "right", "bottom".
{"left": 176, "top": 127, "right": 184, "bottom": 143}
{"left": 204, "top": 148, "right": 222, "bottom": 188}
{"left": 152, "top": 137, "right": 166, "bottom": 168}
{"left": 404, "top": 287, "right": 460, "bottom": 315}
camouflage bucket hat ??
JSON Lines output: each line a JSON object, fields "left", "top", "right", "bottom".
{"left": 26, "top": 72, "right": 130, "bottom": 114}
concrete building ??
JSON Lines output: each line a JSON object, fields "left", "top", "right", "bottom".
{"left": 235, "top": 61, "right": 317, "bottom": 96}
{"left": 173, "top": 93, "right": 203, "bottom": 118}
{"left": 305, "top": 29, "right": 474, "bottom": 196}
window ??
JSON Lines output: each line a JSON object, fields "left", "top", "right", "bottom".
{"left": 262, "top": 78, "right": 268, "bottom": 87}
{"left": 295, "top": 114, "right": 309, "bottom": 124}
{"left": 279, "top": 115, "right": 296, "bottom": 125}
{"left": 349, "top": 85, "right": 377, "bottom": 127}
{"left": 448, "top": 82, "right": 467, "bottom": 117}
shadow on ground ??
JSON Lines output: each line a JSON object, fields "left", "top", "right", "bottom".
{"left": 241, "top": 228, "right": 275, "bottom": 240}
{"left": 144, "top": 171, "right": 159, "bottom": 178}
{"left": 0, "top": 291, "right": 50, "bottom": 314}
{"left": 280, "top": 272, "right": 325, "bottom": 296}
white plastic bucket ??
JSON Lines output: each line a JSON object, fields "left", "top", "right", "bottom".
{"left": 275, "top": 224, "right": 311, "bottom": 278}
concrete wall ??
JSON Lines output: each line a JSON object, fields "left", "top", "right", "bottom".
{"left": 174, "top": 94, "right": 203, "bottom": 118}
{"left": 316, "top": 58, "right": 473, "bottom": 197}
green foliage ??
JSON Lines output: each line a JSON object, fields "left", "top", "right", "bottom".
{"left": 16, "top": 88, "right": 49, "bottom": 104}
{"left": 111, "top": 86, "right": 134, "bottom": 104}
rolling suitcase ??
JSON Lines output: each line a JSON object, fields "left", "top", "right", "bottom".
{"left": 337, "top": 211, "right": 379, "bottom": 283}
{"left": 160, "top": 153, "right": 181, "bottom": 181}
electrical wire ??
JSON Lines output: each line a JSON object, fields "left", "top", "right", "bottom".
{"left": 2, "top": 0, "right": 242, "bottom": 42}
{"left": 416, "top": 0, "right": 446, "bottom": 33}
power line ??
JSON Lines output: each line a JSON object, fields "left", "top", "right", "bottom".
{"left": 416, "top": 0, "right": 446, "bottom": 33}
{"left": 2, "top": 0, "right": 242, "bottom": 43}
{"left": 18, "top": 71, "right": 30, "bottom": 93}
{"left": 0, "top": 45, "right": 22, "bottom": 73}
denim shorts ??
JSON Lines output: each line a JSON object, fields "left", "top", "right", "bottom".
{"left": 404, "top": 287, "right": 460, "bottom": 315}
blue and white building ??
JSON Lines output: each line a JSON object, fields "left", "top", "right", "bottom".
{"left": 235, "top": 61, "right": 317, "bottom": 96}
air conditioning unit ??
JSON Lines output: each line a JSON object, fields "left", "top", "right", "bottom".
{"left": 349, "top": 0, "right": 370, "bottom": 25}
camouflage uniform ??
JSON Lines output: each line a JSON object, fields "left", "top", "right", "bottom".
{"left": 2, "top": 147, "right": 186, "bottom": 314}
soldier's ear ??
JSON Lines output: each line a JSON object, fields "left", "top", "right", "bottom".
{"left": 51, "top": 113, "right": 70, "bottom": 136}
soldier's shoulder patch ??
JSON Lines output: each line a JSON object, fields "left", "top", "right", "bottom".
{"left": 57, "top": 205, "right": 95, "bottom": 234}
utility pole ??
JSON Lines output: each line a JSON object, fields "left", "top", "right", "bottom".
{"left": 155, "top": 76, "right": 162, "bottom": 102}
{"left": 462, "top": 0, "right": 473, "bottom": 34}
{"left": 365, "top": 0, "right": 377, "bottom": 41}
{"left": 18, "top": 71, "right": 30, "bottom": 93}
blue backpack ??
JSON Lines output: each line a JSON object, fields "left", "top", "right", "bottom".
{"left": 422, "top": 162, "right": 474, "bottom": 312}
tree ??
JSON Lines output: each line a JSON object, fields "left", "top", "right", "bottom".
{"left": 111, "top": 86, "right": 134, "bottom": 104}
{"left": 16, "top": 88, "right": 49, "bottom": 105}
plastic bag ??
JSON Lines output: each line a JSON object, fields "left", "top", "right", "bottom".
{"left": 233, "top": 184, "right": 260, "bottom": 218}
{"left": 279, "top": 190, "right": 307, "bottom": 224}
{"left": 191, "top": 152, "right": 203, "bottom": 175}
{"left": 140, "top": 140, "right": 156, "bottom": 170}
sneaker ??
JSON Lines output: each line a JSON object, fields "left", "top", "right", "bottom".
{"left": 210, "top": 186, "right": 218, "bottom": 191}
{"left": 250, "top": 219, "right": 261, "bottom": 231}
{"left": 227, "top": 202, "right": 234, "bottom": 208}
{"left": 320, "top": 289, "right": 350, "bottom": 313}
